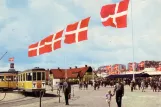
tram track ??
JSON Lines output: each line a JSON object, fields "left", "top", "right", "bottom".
{"left": 0, "top": 90, "right": 58, "bottom": 107}
{"left": 0, "top": 95, "right": 54, "bottom": 107}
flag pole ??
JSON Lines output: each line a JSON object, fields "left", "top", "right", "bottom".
{"left": 92, "top": 60, "right": 94, "bottom": 85}
{"left": 65, "top": 56, "right": 67, "bottom": 79}
{"left": 130, "top": 0, "right": 135, "bottom": 81}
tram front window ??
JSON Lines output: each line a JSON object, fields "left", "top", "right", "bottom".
{"left": 6, "top": 76, "right": 13, "bottom": 81}
{"left": 33, "top": 72, "right": 36, "bottom": 81}
{"left": 37, "top": 72, "right": 41, "bottom": 81}
{"left": 42, "top": 72, "right": 45, "bottom": 80}
{"left": 26, "top": 73, "right": 32, "bottom": 81}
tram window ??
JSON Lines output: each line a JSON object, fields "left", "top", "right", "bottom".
{"left": 6, "top": 76, "right": 13, "bottom": 81}
{"left": 37, "top": 72, "right": 41, "bottom": 80}
{"left": 23, "top": 73, "right": 25, "bottom": 81}
{"left": 14, "top": 76, "right": 17, "bottom": 81}
{"left": 0, "top": 76, "right": 4, "bottom": 81}
{"left": 19, "top": 75, "right": 21, "bottom": 81}
{"left": 42, "top": 72, "right": 45, "bottom": 80}
{"left": 33, "top": 72, "right": 36, "bottom": 81}
{"left": 21, "top": 75, "right": 22, "bottom": 81}
{"left": 26, "top": 73, "right": 32, "bottom": 81}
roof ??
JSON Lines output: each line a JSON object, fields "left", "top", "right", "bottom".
{"left": 50, "top": 66, "right": 92, "bottom": 79}
{"left": 24, "top": 67, "right": 46, "bottom": 72}
{"left": 0, "top": 71, "right": 19, "bottom": 74}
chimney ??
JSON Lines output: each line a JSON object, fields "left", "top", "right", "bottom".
{"left": 49, "top": 70, "right": 52, "bottom": 74}
{"left": 75, "top": 66, "right": 77, "bottom": 68}
{"left": 85, "top": 65, "right": 87, "bottom": 67}
{"left": 69, "top": 67, "right": 72, "bottom": 69}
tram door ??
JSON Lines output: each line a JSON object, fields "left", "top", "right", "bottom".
{"left": 6, "top": 76, "right": 13, "bottom": 88}
{"left": 6, "top": 75, "right": 17, "bottom": 89}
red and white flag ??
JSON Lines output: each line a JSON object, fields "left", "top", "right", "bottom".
{"left": 100, "top": 0, "right": 129, "bottom": 28}
{"left": 64, "top": 17, "right": 90, "bottom": 44}
{"left": 9, "top": 57, "right": 14, "bottom": 62}
{"left": 28, "top": 30, "right": 63, "bottom": 57}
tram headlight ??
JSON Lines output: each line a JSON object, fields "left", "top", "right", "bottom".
{"left": 32, "top": 83, "right": 36, "bottom": 88}
{"left": 42, "top": 82, "right": 45, "bottom": 88}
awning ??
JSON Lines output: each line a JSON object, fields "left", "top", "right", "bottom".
{"left": 107, "top": 73, "right": 151, "bottom": 79}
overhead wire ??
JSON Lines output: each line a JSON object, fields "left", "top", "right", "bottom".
{"left": 0, "top": 51, "right": 8, "bottom": 101}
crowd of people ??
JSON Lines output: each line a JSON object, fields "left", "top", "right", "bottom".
{"left": 58, "top": 75, "right": 161, "bottom": 107}
{"left": 130, "top": 76, "right": 161, "bottom": 92}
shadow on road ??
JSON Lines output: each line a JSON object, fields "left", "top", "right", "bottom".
{"left": 68, "top": 104, "right": 85, "bottom": 107}
{"left": 43, "top": 93, "right": 59, "bottom": 97}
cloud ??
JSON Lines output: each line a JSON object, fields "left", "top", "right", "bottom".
{"left": 0, "top": 0, "right": 161, "bottom": 71}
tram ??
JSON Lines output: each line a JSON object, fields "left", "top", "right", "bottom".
{"left": 18, "top": 67, "right": 46, "bottom": 93}
{"left": 0, "top": 71, "right": 18, "bottom": 90}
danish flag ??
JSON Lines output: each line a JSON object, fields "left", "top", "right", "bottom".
{"left": 9, "top": 57, "right": 14, "bottom": 62}
{"left": 100, "top": 0, "right": 129, "bottom": 28}
{"left": 28, "top": 30, "right": 63, "bottom": 57}
{"left": 64, "top": 17, "right": 90, "bottom": 44}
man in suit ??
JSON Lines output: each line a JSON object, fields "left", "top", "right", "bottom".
{"left": 63, "top": 79, "right": 71, "bottom": 105}
{"left": 114, "top": 80, "right": 124, "bottom": 107}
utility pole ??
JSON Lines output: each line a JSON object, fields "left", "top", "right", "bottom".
{"left": 40, "top": 90, "right": 42, "bottom": 107}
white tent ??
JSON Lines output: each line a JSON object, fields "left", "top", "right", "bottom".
{"left": 142, "top": 68, "right": 161, "bottom": 75}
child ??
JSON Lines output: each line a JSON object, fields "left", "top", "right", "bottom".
{"left": 106, "top": 90, "right": 114, "bottom": 107}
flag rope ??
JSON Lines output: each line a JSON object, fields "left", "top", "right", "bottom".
{"left": 130, "top": 0, "right": 135, "bottom": 81}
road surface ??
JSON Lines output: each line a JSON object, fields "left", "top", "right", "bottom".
{"left": 1, "top": 85, "right": 161, "bottom": 107}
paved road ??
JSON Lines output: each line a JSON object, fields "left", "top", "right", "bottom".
{"left": 2, "top": 85, "right": 161, "bottom": 107}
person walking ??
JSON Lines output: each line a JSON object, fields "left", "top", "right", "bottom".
{"left": 105, "top": 90, "right": 114, "bottom": 107}
{"left": 63, "top": 79, "right": 71, "bottom": 105}
{"left": 114, "top": 80, "right": 124, "bottom": 107}
{"left": 130, "top": 80, "right": 134, "bottom": 92}
{"left": 141, "top": 80, "right": 145, "bottom": 92}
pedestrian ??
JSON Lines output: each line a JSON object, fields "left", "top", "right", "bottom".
{"left": 141, "top": 80, "right": 145, "bottom": 92}
{"left": 130, "top": 80, "right": 134, "bottom": 92}
{"left": 63, "top": 79, "right": 71, "bottom": 105}
{"left": 114, "top": 80, "right": 124, "bottom": 107}
{"left": 138, "top": 80, "right": 141, "bottom": 90}
{"left": 106, "top": 90, "right": 114, "bottom": 107}
{"left": 94, "top": 81, "right": 96, "bottom": 90}
{"left": 153, "top": 81, "right": 157, "bottom": 92}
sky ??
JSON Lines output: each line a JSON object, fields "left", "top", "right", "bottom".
{"left": 0, "top": 0, "right": 161, "bottom": 71}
